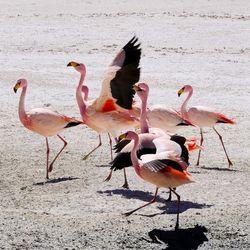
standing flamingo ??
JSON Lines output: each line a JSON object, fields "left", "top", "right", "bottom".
{"left": 121, "top": 131, "right": 193, "bottom": 230}
{"left": 178, "top": 84, "right": 235, "bottom": 167}
{"left": 14, "top": 79, "right": 82, "bottom": 179}
{"left": 67, "top": 37, "right": 141, "bottom": 160}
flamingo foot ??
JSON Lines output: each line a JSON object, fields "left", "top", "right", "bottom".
{"left": 123, "top": 210, "right": 135, "bottom": 217}
{"left": 48, "top": 164, "right": 53, "bottom": 172}
{"left": 104, "top": 170, "right": 113, "bottom": 182}
{"left": 166, "top": 190, "right": 172, "bottom": 202}
{"left": 122, "top": 181, "right": 129, "bottom": 189}
{"left": 82, "top": 154, "right": 90, "bottom": 161}
{"left": 228, "top": 159, "right": 233, "bottom": 168}
{"left": 175, "top": 220, "right": 179, "bottom": 231}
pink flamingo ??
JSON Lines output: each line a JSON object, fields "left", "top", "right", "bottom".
{"left": 67, "top": 37, "right": 141, "bottom": 161}
{"left": 121, "top": 130, "right": 193, "bottom": 230}
{"left": 178, "top": 84, "right": 235, "bottom": 167}
{"left": 14, "top": 79, "right": 82, "bottom": 179}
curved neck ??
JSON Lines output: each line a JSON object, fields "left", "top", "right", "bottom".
{"left": 181, "top": 87, "right": 193, "bottom": 119}
{"left": 130, "top": 135, "right": 141, "bottom": 176}
{"left": 19, "top": 85, "right": 28, "bottom": 125}
{"left": 140, "top": 95, "right": 149, "bottom": 133}
{"left": 76, "top": 72, "right": 87, "bottom": 122}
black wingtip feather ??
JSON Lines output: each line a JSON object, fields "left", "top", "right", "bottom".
{"left": 64, "top": 121, "right": 82, "bottom": 128}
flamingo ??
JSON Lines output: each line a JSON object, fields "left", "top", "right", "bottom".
{"left": 121, "top": 130, "right": 193, "bottom": 230}
{"left": 106, "top": 83, "right": 194, "bottom": 192}
{"left": 178, "top": 84, "right": 235, "bottom": 167}
{"left": 13, "top": 79, "right": 82, "bottom": 179}
{"left": 67, "top": 37, "right": 141, "bottom": 160}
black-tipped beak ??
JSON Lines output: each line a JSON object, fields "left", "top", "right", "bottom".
{"left": 67, "top": 62, "right": 72, "bottom": 67}
{"left": 13, "top": 87, "right": 17, "bottom": 93}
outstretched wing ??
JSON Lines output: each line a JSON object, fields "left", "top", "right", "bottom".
{"left": 95, "top": 36, "right": 141, "bottom": 112}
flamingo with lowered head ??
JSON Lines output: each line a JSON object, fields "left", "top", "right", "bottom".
{"left": 120, "top": 130, "right": 193, "bottom": 230}
{"left": 14, "top": 79, "right": 82, "bottom": 179}
{"left": 178, "top": 84, "right": 235, "bottom": 167}
{"left": 67, "top": 36, "right": 141, "bottom": 160}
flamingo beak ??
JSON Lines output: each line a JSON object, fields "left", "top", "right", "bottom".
{"left": 133, "top": 84, "right": 141, "bottom": 92}
{"left": 118, "top": 132, "right": 128, "bottom": 141}
{"left": 178, "top": 87, "right": 185, "bottom": 97}
{"left": 67, "top": 61, "right": 79, "bottom": 67}
{"left": 13, "top": 82, "right": 20, "bottom": 93}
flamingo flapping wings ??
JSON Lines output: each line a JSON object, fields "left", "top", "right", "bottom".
{"left": 67, "top": 37, "right": 141, "bottom": 160}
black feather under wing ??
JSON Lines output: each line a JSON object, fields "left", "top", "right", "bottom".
{"left": 143, "top": 159, "right": 184, "bottom": 173}
{"left": 64, "top": 121, "right": 82, "bottom": 128}
{"left": 113, "top": 139, "right": 131, "bottom": 153}
{"left": 110, "top": 147, "right": 156, "bottom": 171}
{"left": 170, "top": 135, "right": 189, "bottom": 165}
{"left": 110, "top": 37, "right": 141, "bottom": 109}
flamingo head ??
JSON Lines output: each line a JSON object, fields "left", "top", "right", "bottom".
{"left": 67, "top": 61, "right": 86, "bottom": 73}
{"left": 13, "top": 79, "right": 27, "bottom": 93}
{"left": 133, "top": 82, "right": 149, "bottom": 101}
{"left": 119, "top": 131, "right": 137, "bottom": 141}
{"left": 178, "top": 84, "right": 193, "bottom": 97}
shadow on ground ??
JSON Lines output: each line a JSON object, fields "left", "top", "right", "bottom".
{"left": 33, "top": 176, "right": 79, "bottom": 185}
{"left": 147, "top": 224, "right": 208, "bottom": 250}
{"left": 98, "top": 189, "right": 212, "bottom": 214}
{"left": 201, "top": 166, "right": 239, "bottom": 172}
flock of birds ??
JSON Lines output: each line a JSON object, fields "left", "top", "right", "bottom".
{"left": 14, "top": 37, "right": 235, "bottom": 230}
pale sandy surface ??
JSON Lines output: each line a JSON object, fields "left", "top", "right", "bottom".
{"left": 0, "top": 0, "right": 250, "bottom": 249}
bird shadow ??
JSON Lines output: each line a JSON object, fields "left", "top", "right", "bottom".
{"left": 98, "top": 189, "right": 212, "bottom": 214}
{"left": 200, "top": 166, "right": 239, "bottom": 172}
{"left": 33, "top": 176, "right": 79, "bottom": 186}
{"left": 95, "top": 164, "right": 111, "bottom": 168}
{"left": 146, "top": 224, "right": 208, "bottom": 250}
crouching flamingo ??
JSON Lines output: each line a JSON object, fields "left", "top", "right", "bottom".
{"left": 14, "top": 79, "right": 82, "bottom": 179}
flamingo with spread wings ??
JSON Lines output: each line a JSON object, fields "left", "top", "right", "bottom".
{"left": 178, "top": 84, "right": 235, "bottom": 167}
{"left": 120, "top": 130, "right": 193, "bottom": 230}
{"left": 67, "top": 37, "right": 141, "bottom": 160}
{"left": 14, "top": 79, "right": 82, "bottom": 179}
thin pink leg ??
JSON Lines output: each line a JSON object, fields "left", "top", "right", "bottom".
{"left": 122, "top": 168, "right": 129, "bottom": 189}
{"left": 45, "top": 137, "right": 50, "bottom": 179}
{"left": 107, "top": 133, "right": 113, "bottom": 160}
{"left": 104, "top": 169, "right": 113, "bottom": 182}
{"left": 82, "top": 134, "right": 102, "bottom": 160}
{"left": 124, "top": 187, "right": 158, "bottom": 216}
{"left": 170, "top": 188, "right": 180, "bottom": 230}
{"left": 196, "top": 128, "right": 204, "bottom": 166}
{"left": 48, "top": 135, "right": 68, "bottom": 172}
{"left": 213, "top": 127, "right": 233, "bottom": 168}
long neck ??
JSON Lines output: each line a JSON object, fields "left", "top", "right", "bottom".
{"left": 140, "top": 95, "right": 149, "bottom": 133}
{"left": 181, "top": 87, "right": 193, "bottom": 120}
{"left": 19, "top": 85, "right": 28, "bottom": 125}
{"left": 130, "top": 135, "right": 141, "bottom": 176}
{"left": 76, "top": 72, "right": 87, "bottom": 122}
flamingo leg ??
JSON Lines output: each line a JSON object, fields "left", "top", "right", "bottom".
{"left": 196, "top": 128, "right": 204, "bottom": 166}
{"left": 45, "top": 137, "right": 50, "bottom": 179}
{"left": 213, "top": 127, "right": 233, "bottom": 167}
{"left": 170, "top": 188, "right": 180, "bottom": 231}
{"left": 82, "top": 134, "right": 102, "bottom": 160}
{"left": 124, "top": 187, "right": 158, "bottom": 216}
{"left": 104, "top": 169, "right": 113, "bottom": 182}
{"left": 48, "top": 135, "right": 68, "bottom": 173}
{"left": 107, "top": 133, "right": 113, "bottom": 160}
{"left": 122, "top": 168, "right": 129, "bottom": 189}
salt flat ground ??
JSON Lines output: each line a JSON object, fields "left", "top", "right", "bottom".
{"left": 0, "top": 0, "right": 249, "bottom": 249}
